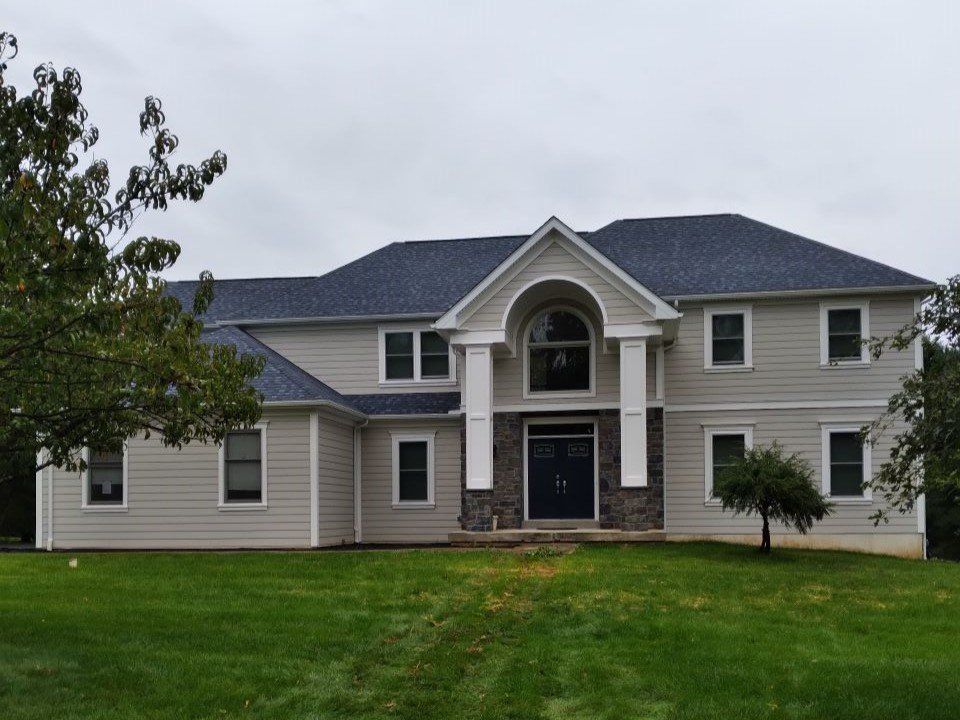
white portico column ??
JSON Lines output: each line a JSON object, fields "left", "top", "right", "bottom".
{"left": 619, "top": 338, "right": 647, "bottom": 487}
{"left": 464, "top": 344, "right": 494, "bottom": 490}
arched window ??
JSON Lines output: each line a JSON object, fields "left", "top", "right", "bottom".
{"left": 526, "top": 308, "right": 593, "bottom": 394}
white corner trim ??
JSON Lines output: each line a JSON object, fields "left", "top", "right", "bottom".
{"left": 655, "top": 345, "right": 665, "bottom": 401}
{"left": 377, "top": 324, "right": 457, "bottom": 386}
{"left": 522, "top": 305, "right": 597, "bottom": 400}
{"left": 435, "top": 216, "right": 679, "bottom": 329}
{"left": 820, "top": 423, "right": 873, "bottom": 502}
{"left": 389, "top": 430, "right": 436, "bottom": 507}
{"left": 309, "top": 412, "right": 319, "bottom": 547}
{"left": 80, "top": 444, "right": 129, "bottom": 512}
{"left": 218, "top": 421, "right": 269, "bottom": 509}
{"left": 353, "top": 424, "right": 363, "bottom": 544}
{"left": 819, "top": 300, "right": 870, "bottom": 366}
{"left": 703, "top": 305, "right": 753, "bottom": 371}
{"left": 703, "top": 425, "right": 754, "bottom": 504}
{"left": 35, "top": 449, "right": 44, "bottom": 549}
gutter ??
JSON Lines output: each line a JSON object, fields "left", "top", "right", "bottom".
{"left": 665, "top": 283, "right": 937, "bottom": 303}
{"left": 262, "top": 399, "right": 367, "bottom": 422}
{"left": 218, "top": 313, "right": 441, "bottom": 328}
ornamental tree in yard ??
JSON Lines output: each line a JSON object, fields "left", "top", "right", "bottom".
{"left": 867, "top": 277, "right": 960, "bottom": 522}
{"left": 713, "top": 443, "right": 833, "bottom": 553}
{"left": 0, "top": 32, "right": 263, "bottom": 484}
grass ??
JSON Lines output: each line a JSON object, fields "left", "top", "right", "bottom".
{"left": 1, "top": 543, "right": 959, "bottom": 719}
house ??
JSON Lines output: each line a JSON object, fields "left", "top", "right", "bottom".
{"left": 35, "top": 214, "right": 934, "bottom": 556}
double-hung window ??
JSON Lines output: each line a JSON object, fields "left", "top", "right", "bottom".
{"left": 380, "top": 328, "right": 453, "bottom": 384}
{"left": 704, "top": 426, "right": 753, "bottom": 503}
{"left": 820, "top": 302, "right": 869, "bottom": 366}
{"left": 219, "top": 424, "right": 268, "bottom": 508}
{"left": 704, "top": 306, "right": 753, "bottom": 371}
{"left": 391, "top": 432, "right": 436, "bottom": 507}
{"left": 821, "top": 425, "right": 872, "bottom": 501}
{"left": 83, "top": 447, "right": 127, "bottom": 510}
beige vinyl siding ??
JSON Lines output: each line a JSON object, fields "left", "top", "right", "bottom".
{"left": 666, "top": 296, "right": 916, "bottom": 404}
{"left": 249, "top": 323, "right": 459, "bottom": 395}
{"left": 43, "top": 410, "right": 332, "bottom": 550}
{"left": 315, "top": 410, "right": 356, "bottom": 546}
{"left": 493, "top": 349, "right": 657, "bottom": 407}
{"left": 664, "top": 408, "right": 918, "bottom": 536}
{"left": 461, "top": 236, "right": 653, "bottom": 330}
{"left": 360, "top": 419, "right": 462, "bottom": 543}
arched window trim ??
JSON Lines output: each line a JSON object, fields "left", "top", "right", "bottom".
{"left": 522, "top": 305, "right": 597, "bottom": 400}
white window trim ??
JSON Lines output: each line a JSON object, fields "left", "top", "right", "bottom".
{"left": 522, "top": 305, "right": 597, "bottom": 400}
{"left": 378, "top": 325, "right": 457, "bottom": 387}
{"left": 820, "top": 423, "right": 873, "bottom": 503}
{"left": 819, "top": 301, "right": 870, "bottom": 367}
{"left": 703, "top": 425, "right": 754, "bottom": 505}
{"left": 81, "top": 444, "right": 129, "bottom": 512}
{"left": 218, "top": 421, "right": 269, "bottom": 511}
{"left": 390, "top": 431, "right": 436, "bottom": 508}
{"left": 703, "top": 305, "right": 753, "bottom": 372}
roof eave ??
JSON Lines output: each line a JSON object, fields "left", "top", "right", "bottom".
{"left": 262, "top": 398, "right": 367, "bottom": 421}
{"left": 664, "top": 283, "right": 938, "bottom": 303}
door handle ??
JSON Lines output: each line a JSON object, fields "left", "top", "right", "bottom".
{"left": 562, "top": 479, "right": 567, "bottom": 494}
{"left": 555, "top": 479, "right": 560, "bottom": 494}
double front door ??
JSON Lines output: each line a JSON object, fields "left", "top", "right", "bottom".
{"left": 527, "top": 422, "right": 595, "bottom": 520}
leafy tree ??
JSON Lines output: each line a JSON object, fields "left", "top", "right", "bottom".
{"left": 0, "top": 31, "right": 263, "bottom": 484}
{"left": 867, "top": 278, "right": 960, "bottom": 521}
{"left": 713, "top": 443, "right": 832, "bottom": 553}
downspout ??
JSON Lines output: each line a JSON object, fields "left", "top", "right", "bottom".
{"left": 353, "top": 419, "right": 368, "bottom": 544}
{"left": 46, "top": 462, "right": 54, "bottom": 551}
{"left": 35, "top": 449, "right": 44, "bottom": 550}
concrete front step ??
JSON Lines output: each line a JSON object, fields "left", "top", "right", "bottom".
{"left": 449, "top": 529, "right": 666, "bottom": 546}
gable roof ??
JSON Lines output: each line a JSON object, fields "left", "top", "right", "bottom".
{"left": 170, "top": 214, "right": 933, "bottom": 324}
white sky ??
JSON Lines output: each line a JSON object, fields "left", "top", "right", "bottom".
{"left": 7, "top": 1, "right": 959, "bottom": 283}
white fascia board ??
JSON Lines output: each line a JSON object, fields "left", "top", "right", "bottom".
{"left": 262, "top": 399, "right": 367, "bottom": 422}
{"left": 666, "top": 284, "right": 937, "bottom": 303}
{"left": 435, "top": 216, "right": 679, "bottom": 330}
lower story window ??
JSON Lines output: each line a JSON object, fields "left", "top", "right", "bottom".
{"left": 391, "top": 432, "right": 436, "bottom": 507}
{"left": 822, "top": 426, "right": 871, "bottom": 500}
{"left": 86, "top": 449, "right": 125, "bottom": 506}
{"left": 704, "top": 426, "right": 753, "bottom": 503}
{"left": 220, "top": 426, "right": 267, "bottom": 506}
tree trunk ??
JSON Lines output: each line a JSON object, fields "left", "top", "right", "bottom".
{"left": 760, "top": 514, "right": 771, "bottom": 554}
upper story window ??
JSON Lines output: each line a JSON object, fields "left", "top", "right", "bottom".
{"left": 379, "top": 328, "right": 454, "bottom": 385}
{"left": 820, "top": 424, "right": 872, "bottom": 502}
{"left": 525, "top": 308, "right": 594, "bottom": 397}
{"left": 83, "top": 447, "right": 128, "bottom": 510}
{"left": 219, "top": 424, "right": 268, "bottom": 509}
{"left": 703, "top": 306, "right": 753, "bottom": 371}
{"left": 820, "top": 302, "right": 869, "bottom": 366}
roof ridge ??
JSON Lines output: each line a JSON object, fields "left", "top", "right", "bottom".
{"left": 167, "top": 275, "right": 319, "bottom": 285}
{"left": 614, "top": 213, "right": 740, "bottom": 223}
{"left": 399, "top": 233, "right": 528, "bottom": 245}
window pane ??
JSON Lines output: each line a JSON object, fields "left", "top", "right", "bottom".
{"left": 386, "top": 355, "right": 414, "bottom": 380}
{"left": 420, "top": 331, "right": 448, "bottom": 354}
{"left": 712, "top": 313, "right": 744, "bottom": 340}
{"left": 385, "top": 332, "right": 413, "bottom": 355}
{"left": 226, "top": 431, "right": 260, "bottom": 461}
{"left": 713, "top": 434, "right": 746, "bottom": 466}
{"left": 398, "top": 441, "right": 427, "bottom": 471}
{"left": 226, "top": 461, "right": 262, "bottom": 501}
{"left": 89, "top": 467, "right": 123, "bottom": 504}
{"left": 712, "top": 338, "right": 745, "bottom": 364}
{"left": 529, "top": 311, "right": 590, "bottom": 343}
{"left": 529, "top": 346, "right": 590, "bottom": 392}
{"left": 830, "top": 432, "right": 862, "bottom": 463}
{"left": 91, "top": 450, "right": 123, "bottom": 466}
{"left": 828, "top": 334, "right": 862, "bottom": 361}
{"left": 420, "top": 354, "right": 449, "bottom": 378}
{"left": 830, "top": 463, "right": 863, "bottom": 496}
{"left": 398, "top": 470, "right": 428, "bottom": 501}
{"left": 828, "top": 309, "right": 861, "bottom": 334}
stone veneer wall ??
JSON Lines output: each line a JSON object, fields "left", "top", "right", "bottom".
{"left": 459, "top": 409, "right": 665, "bottom": 532}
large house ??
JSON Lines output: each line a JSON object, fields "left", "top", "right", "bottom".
{"left": 36, "top": 215, "right": 933, "bottom": 556}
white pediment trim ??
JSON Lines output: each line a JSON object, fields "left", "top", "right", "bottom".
{"left": 434, "top": 216, "right": 679, "bottom": 330}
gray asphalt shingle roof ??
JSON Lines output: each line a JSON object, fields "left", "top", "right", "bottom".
{"left": 346, "top": 392, "right": 462, "bottom": 416}
{"left": 170, "top": 214, "right": 932, "bottom": 324}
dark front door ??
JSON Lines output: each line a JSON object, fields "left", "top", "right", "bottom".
{"left": 527, "top": 423, "right": 595, "bottom": 520}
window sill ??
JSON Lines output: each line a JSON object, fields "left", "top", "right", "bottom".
{"left": 379, "top": 380, "right": 457, "bottom": 388}
{"left": 819, "top": 361, "right": 870, "bottom": 370}
{"left": 703, "top": 365, "right": 754, "bottom": 374}
{"left": 81, "top": 505, "right": 128, "bottom": 513}
{"left": 392, "top": 502, "right": 435, "bottom": 510}
{"left": 218, "top": 503, "right": 269, "bottom": 512}
{"left": 523, "top": 391, "right": 596, "bottom": 400}
{"left": 704, "top": 499, "right": 723, "bottom": 507}
{"left": 827, "top": 496, "right": 873, "bottom": 505}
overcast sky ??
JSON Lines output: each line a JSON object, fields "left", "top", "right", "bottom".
{"left": 7, "top": 2, "right": 958, "bottom": 282}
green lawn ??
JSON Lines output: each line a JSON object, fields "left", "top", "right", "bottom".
{"left": 1, "top": 544, "right": 958, "bottom": 720}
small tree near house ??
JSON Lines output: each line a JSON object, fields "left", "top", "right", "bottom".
{"left": 713, "top": 443, "right": 833, "bottom": 553}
